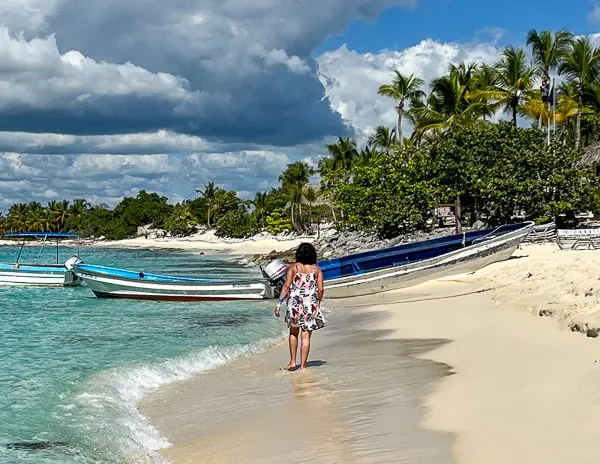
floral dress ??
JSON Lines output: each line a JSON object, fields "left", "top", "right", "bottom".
{"left": 285, "top": 265, "right": 326, "bottom": 332}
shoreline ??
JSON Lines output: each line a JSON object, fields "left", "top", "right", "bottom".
{"left": 0, "top": 235, "right": 311, "bottom": 256}
{"left": 141, "top": 245, "right": 600, "bottom": 463}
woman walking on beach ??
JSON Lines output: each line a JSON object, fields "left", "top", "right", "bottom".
{"left": 275, "top": 243, "right": 326, "bottom": 370}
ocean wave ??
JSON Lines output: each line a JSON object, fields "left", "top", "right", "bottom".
{"left": 65, "top": 339, "right": 281, "bottom": 463}
{"left": 224, "top": 254, "right": 257, "bottom": 267}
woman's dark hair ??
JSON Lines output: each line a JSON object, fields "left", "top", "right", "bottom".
{"left": 295, "top": 242, "right": 317, "bottom": 265}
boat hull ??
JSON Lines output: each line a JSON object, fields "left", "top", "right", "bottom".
{"left": 73, "top": 267, "right": 269, "bottom": 301}
{"left": 324, "top": 224, "right": 531, "bottom": 299}
{"left": 0, "top": 265, "right": 80, "bottom": 287}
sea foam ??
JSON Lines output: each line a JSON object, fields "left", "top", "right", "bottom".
{"left": 67, "top": 339, "right": 281, "bottom": 463}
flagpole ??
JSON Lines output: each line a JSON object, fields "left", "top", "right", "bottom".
{"left": 547, "top": 100, "right": 551, "bottom": 146}
{"left": 552, "top": 78, "right": 556, "bottom": 136}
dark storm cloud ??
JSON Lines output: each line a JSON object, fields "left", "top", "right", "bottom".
{"left": 0, "top": 0, "right": 415, "bottom": 145}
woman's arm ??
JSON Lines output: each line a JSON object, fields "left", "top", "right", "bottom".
{"left": 278, "top": 266, "right": 294, "bottom": 300}
{"left": 275, "top": 265, "right": 294, "bottom": 317}
{"left": 316, "top": 265, "right": 324, "bottom": 303}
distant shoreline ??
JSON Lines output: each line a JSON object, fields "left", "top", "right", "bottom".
{"left": 0, "top": 235, "right": 313, "bottom": 257}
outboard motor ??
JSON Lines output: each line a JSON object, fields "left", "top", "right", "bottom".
{"left": 261, "top": 259, "right": 289, "bottom": 299}
{"left": 64, "top": 256, "right": 84, "bottom": 271}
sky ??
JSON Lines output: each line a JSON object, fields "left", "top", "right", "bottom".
{"left": 1, "top": 0, "right": 599, "bottom": 210}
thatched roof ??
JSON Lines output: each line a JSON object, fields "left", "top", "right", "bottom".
{"left": 302, "top": 184, "right": 333, "bottom": 207}
{"left": 580, "top": 142, "right": 600, "bottom": 167}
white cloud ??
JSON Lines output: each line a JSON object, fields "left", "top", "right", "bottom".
{"left": 0, "top": 150, "right": 304, "bottom": 210}
{"left": 589, "top": 6, "right": 600, "bottom": 22}
{"left": 69, "top": 154, "right": 180, "bottom": 177}
{"left": 316, "top": 40, "right": 502, "bottom": 140}
{"left": 0, "top": 0, "right": 63, "bottom": 32}
{"left": 0, "top": 27, "right": 196, "bottom": 110}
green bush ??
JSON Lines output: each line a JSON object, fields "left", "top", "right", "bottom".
{"left": 163, "top": 203, "right": 198, "bottom": 236}
{"left": 265, "top": 208, "right": 293, "bottom": 235}
{"left": 215, "top": 209, "right": 255, "bottom": 238}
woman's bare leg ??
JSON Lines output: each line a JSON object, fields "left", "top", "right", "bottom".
{"left": 300, "top": 330, "right": 312, "bottom": 369}
{"left": 286, "top": 326, "right": 299, "bottom": 370}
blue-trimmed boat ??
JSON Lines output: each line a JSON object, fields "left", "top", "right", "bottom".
{"left": 0, "top": 232, "right": 83, "bottom": 286}
{"left": 321, "top": 222, "right": 533, "bottom": 299}
{"left": 73, "top": 222, "right": 533, "bottom": 301}
{"left": 72, "top": 264, "right": 269, "bottom": 301}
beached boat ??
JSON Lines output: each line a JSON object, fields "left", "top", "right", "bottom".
{"left": 0, "top": 232, "right": 83, "bottom": 286}
{"left": 321, "top": 222, "right": 533, "bottom": 299}
{"left": 73, "top": 222, "right": 532, "bottom": 301}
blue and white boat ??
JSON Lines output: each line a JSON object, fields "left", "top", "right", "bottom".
{"left": 72, "top": 264, "right": 270, "bottom": 301}
{"left": 0, "top": 232, "right": 83, "bottom": 286}
{"left": 73, "top": 222, "right": 533, "bottom": 301}
{"left": 321, "top": 222, "right": 533, "bottom": 299}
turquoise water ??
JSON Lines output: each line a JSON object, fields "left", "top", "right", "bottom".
{"left": 0, "top": 246, "right": 283, "bottom": 463}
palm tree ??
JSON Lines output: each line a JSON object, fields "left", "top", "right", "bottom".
{"left": 279, "top": 162, "right": 313, "bottom": 192}
{"left": 6, "top": 204, "right": 28, "bottom": 231}
{"left": 279, "top": 162, "right": 313, "bottom": 221}
{"left": 558, "top": 37, "right": 600, "bottom": 150}
{"left": 471, "top": 64, "right": 500, "bottom": 120}
{"left": 303, "top": 186, "right": 320, "bottom": 225}
{"left": 49, "top": 200, "right": 70, "bottom": 231}
{"left": 356, "top": 145, "right": 382, "bottom": 166}
{"left": 527, "top": 29, "right": 573, "bottom": 128}
{"left": 252, "top": 192, "right": 270, "bottom": 230}
{"left": 527, "top": 29, "right": 573, "bottom": 82}
{"left": 195, "top": 182, "right": 218, "bottom": 227}
{"left": 325, "top": 137, "right": 358, "bottom": 182}
{"left": 368, "top": 126, "right": 396, "bottom": 155}
{"left": 410, "top": 66, "right": 485, "bottom": 139}
{"left": 378, "top": 72, "right": 425, "bottom": 146}
{"left": 38, "top": 210, "right": 56, "bottom": 232}
{"left": 288, "top": 187, "right": 304, "bottom": 230}
{"left": 317, "top": 157, "right": 338, "bottom": 222}
{"left": 490, "top": 46, "right": 536, "bottom": 126}
{"left": 70, "top": 199, "right": 90, "bottom": 217}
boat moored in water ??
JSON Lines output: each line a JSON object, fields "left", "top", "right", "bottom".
{"left": 72, "top": 264, "right": 275, "bottom": 301}
{"left": 73, "top": 222, "right": 533, "bottom": 301}
{"left": 0, "top": 232, "right": 83, "bottom": 287}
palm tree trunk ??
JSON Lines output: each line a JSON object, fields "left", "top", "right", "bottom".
{"left": 331, "top": 205, "right": 337, "bottom": 222}
{"left": 512, "top": 103, "right": 517, "bottom": 127}
{"left": 397, "top": 104, "right": 404, "bottom": 147}
{"left": 575, "top": 93, "right": 583, "bottom": 151}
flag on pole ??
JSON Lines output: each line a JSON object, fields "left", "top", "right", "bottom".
{"left": 548, "top": 79, "right": 558, "bottom": 108}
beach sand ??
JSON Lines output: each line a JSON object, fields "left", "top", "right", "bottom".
{"left": 97, "top": 236, "right": 311, "bottom": 255}
{"left": 141, "top": 244, "right": 600, "bottom": 463}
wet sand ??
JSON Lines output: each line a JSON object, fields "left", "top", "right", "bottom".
{"left": 142, "top": 246, "right": 600, "bottom": 463}
{"left": 142, "top": 307, "right": 455, "bottom": 464}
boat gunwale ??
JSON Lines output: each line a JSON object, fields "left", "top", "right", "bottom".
{"left": 0, "top": 263, "right": 68, "bottom": 271}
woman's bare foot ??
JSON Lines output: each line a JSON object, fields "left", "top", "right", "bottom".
{"left": 282, "top": 362, "right": 296, "bottom": 371}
